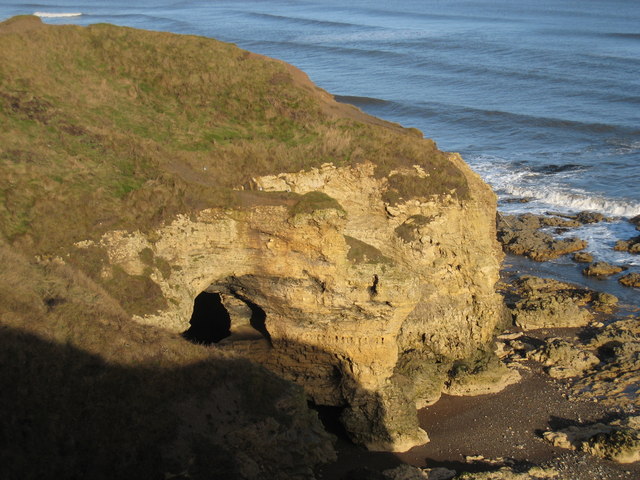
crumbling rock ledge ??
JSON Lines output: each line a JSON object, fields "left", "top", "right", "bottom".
{"left": 80, "top": 158, "right": 504, "bottom": 451}
{"left": 544, "top": 416, "right": 640, "bottom": 464}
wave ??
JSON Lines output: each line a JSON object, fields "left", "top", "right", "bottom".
{"left": 245, "top": 12, "right": 363, "bottom": 30}
{"left": 359, "top": 97, "right": 637, "bottom": 138}
{"left": 34, "top": 12, "right": 82, "bottom": 18}
{"left": 606, "top": 138, "right": 640, "bottom": 154}
{"left": 502, "top": 185, "right": 640, "bottom": 218}
{"left": 470, "top": 157, "right": 640, "bottom": 217}
{"left": 604, "top": 32, "right": 640, "bottom": 40}
{"left": 334, "top": 95, "right": 390, "bottom": 106}
{"left": 247, "top": 39, "right": 402, "bottom": 63}
{"left": 529, "top": 164, "right": 589, "bottom": 175}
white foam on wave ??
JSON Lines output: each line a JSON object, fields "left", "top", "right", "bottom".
{"left": 34, "top": 12, "right": 82, "bottom": 18}
{"left": 300, "top": 29, "right": 431, "bottom": 45}
{"left": 504, "top": 185, "right": 640, "bottom": 217}
{"left": 556, "top": 221, "right": 640, "bottom": 267}
{"left": 469, "top": 154, "right": 640, "bottom": 218}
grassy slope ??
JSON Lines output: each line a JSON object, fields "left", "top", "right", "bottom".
{"left": 0, "top": 15, "right": 466, "bottom": 256}
{"left": 0, "top": 15, "right": 470, "bottom": 478}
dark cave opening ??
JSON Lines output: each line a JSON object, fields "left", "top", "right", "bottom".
{"left": 308, "top": 402, "right": 350, "bottom": 441}
{"left": 182, "top": 292, "right": 231, "bottom": 345}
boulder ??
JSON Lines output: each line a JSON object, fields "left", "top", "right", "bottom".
{"left": 382, "top": 465, "right": 456, "bottom": 480}
{"left": 573, "top": 316, "right": 640, "bottom": 409}
{"left": 614, "top": 236, "right": 640, "bottom": 253}
{"left": 582, "top": 262, "right": 625, "bottom": 277}
{"left": 544, "top": 416, "right": 640, "bottom": 463}
{"left": 619, "top": 273, "right": 640, "bottom": 288}
{"left": 572, "top": 251, "right": 594, "bottom": 263}
{"left": 506, "top": 276, "right": 594, "bottom": 330}
{"left": 529, "top": 337, "right": 599, "bottom": 379}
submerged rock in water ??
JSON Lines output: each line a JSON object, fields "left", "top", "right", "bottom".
{"left": 572, "top": 251, "right": 594, "bottom": 263}
{"left": 614, "top": 235, "right": 640, "bottom": 254}
{"left": 582, "top": 261, "right": 626, "bottom": 277}
{"left": 619, "top": 272, "right": 640, "bottom": 288}
{"left": 543, "top": 416, "right": 640, "bottom": 464}
{"left": 547, "top": 210, "right": 612, "bottom": 224}
{"left": 497, "top": 213, "right": 586, "bottom": 261}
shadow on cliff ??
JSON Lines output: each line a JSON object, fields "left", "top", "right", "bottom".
{"left": 0, "top": 326, "right": 336, "bottom": 480}
{"left": 177, "top": 288, "right": 420, "bottom": 478}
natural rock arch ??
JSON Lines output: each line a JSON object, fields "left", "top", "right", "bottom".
{"left": 182, "top": 289, "right": 270, "bottom": 345}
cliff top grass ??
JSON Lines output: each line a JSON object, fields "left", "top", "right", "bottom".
{"left": 0, "top": 15, "right": 468, "bottom": 257}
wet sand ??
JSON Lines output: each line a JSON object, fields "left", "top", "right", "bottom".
{"left": 400, "top": 366, "right": 639, "bottom": 479}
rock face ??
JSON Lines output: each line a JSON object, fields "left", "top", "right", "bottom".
{"left": 80, "top": 158, "right": 504, "bottom": 450}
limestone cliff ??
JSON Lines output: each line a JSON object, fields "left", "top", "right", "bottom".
{"left": 80, "top": 156, "right": 503, "bottom": 450}
{"left": 1, "top": 15, "right": 504, "bottom": 455}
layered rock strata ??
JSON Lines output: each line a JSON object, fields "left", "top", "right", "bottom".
{"left": 78, "top": 158, "right": 504, "bottom": 450}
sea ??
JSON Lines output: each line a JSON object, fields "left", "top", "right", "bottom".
{"left": 1, "top": 1, "right": 639, "bottom": 304}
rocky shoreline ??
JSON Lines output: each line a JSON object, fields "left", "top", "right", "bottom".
{"left": 320, "top": 210, "right": 640, "bottom": 480}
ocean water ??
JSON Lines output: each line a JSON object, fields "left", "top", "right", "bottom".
{"left": 2, "top": 1, "right": 639, "bottom": 279}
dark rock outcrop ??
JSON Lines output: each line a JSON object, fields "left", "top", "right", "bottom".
{"left": 582, "top": 262, "right": 626, "bottom": 277}
{"left": 497, "top": 214, "right": 587, "bottom": 261}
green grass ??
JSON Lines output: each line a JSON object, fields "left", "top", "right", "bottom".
{"left": 289, "top": 191, "right": 345, "bottom": 217}
{"left": 0, "top": 15, "right": 468, "bottom": 258}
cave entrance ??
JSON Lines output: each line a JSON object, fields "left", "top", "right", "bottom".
{"left": 182, "top": 292, "right": 231, "bottom": 345}
{"left": 182, "top": 291, "right": 270, "bottom": 345}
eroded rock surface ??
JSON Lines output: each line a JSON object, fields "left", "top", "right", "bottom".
{"left": 619, "top": 273, "right": 640, "bottom": 288}
{"left": 497, "top": 214, "right": 586, "bottom": 261}
{"left": 504, "top": 276, "right": 605, "bottom": 330}
{"left": 529, "top": 338, "right": 599, "bottom": 379}
{"left": 574, "top": 316, "right": 640, "bottom": 409}
{"left": 614, "top": 236, "right": 640, "bottom": 254}
{"left": 572, "top": 252, "right": 594, "bottom": 263}
{"left": 382, "top": 464, "right": 456, "bottom": 480}
{"left": 582, "top": 262, "right": 625, "bottom": 277}
{"left": 544, "top": 416, "right": 640, "bottom": 463}
{"left": 455, "top": 467, "right": 559, "bottom": 480}
{"left": 79, "top": 159, "right": 504, "bottom": 451}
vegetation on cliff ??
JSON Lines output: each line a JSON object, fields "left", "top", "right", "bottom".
{"left": 0, "top": 15, "right": 466, "bottom": 257}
